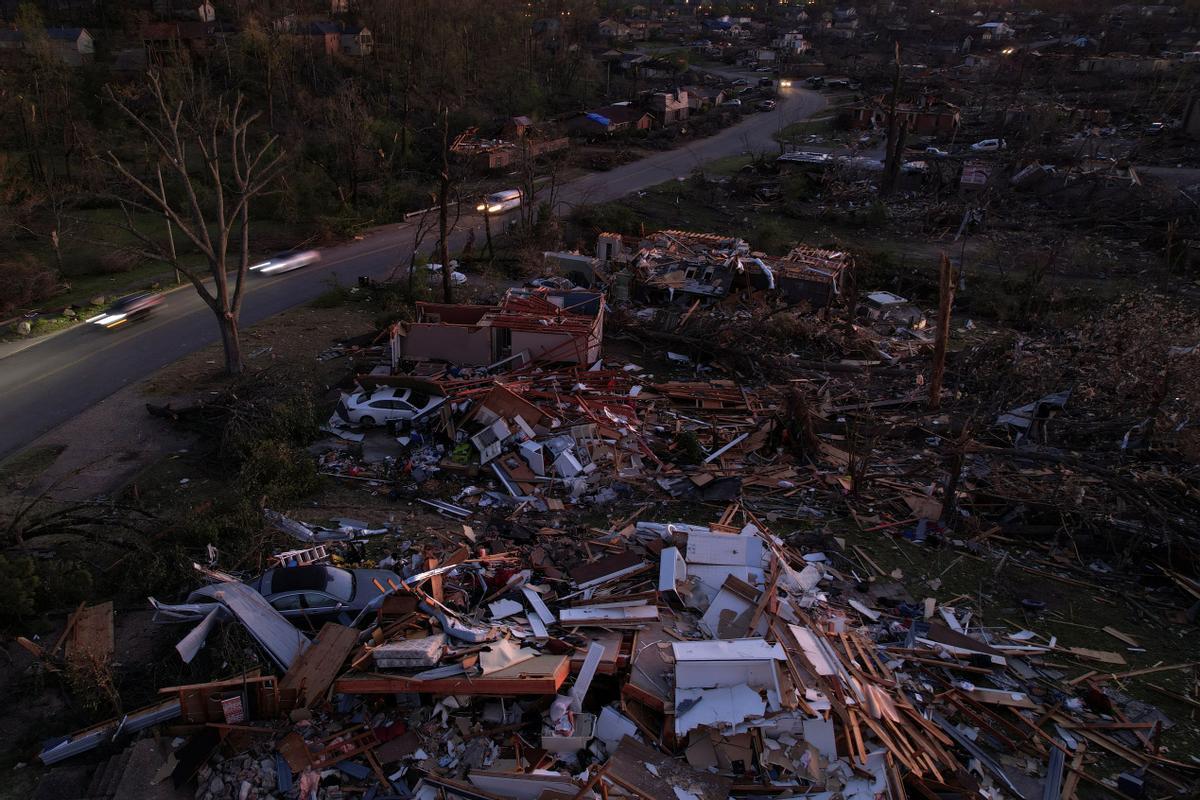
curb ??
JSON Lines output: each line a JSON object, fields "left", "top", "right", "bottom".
{"left": 0, "top": 278, "right": 197, "bottom": 363}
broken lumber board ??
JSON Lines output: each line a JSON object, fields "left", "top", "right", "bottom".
{"left": 333, "top": 654, "right": 569, "bottom": 696}
{"left": 1102, "top": 626, "right": 1140, "bottom": 649}
{"left": 1054, "top": 646, "right": 1126, "bottom": 666}
{"left": 280, "top": 623, "right": 359, "bottom": 707}
{"left": 604, "top": 735, "right": 731, "bottom": 800}
{"left": 66, "top": 602, "right": 114, "bottom": 664}
{"left": 1100, "top": 661, "right": 1200, "bottom": 681}
{"left": 852, "top": 545, "right": 886, "bottom": 577}
{"left": 51, "top": 602, "right": 86, "bottom": 656}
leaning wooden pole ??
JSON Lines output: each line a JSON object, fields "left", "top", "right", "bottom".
{"left": 928, "top": 253, "right": 955, "bottom": 410}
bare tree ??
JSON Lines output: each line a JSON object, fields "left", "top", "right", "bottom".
{"left": 437, "top": 104, "right": 454, "bottom": 303}
{"left": 100, "top": 71, "right": 285, "bottom": 375}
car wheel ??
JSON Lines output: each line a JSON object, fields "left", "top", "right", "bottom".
{"left": 360, "top": 415, "right": 377, "bottom": 428}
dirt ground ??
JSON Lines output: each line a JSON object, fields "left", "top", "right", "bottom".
{"left": 0, "top": 301, "right": 381, "bottom": 788}
{"left": 0, "top": 303, "right": 377, "bottom": 506}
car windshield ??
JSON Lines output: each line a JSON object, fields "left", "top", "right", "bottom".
{"left": 269, "top": 566, "right": 354, "bottom": 601}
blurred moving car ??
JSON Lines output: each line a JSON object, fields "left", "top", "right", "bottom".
{"left": 250, "top": 249, "right": 322, "bottom": 275}
{"left": 336, "top": 386, "right": 446, "bottom": 428}
{"left": 757, "top": 100, "right": 777, "bottom": 112}
{"left": 924, "top": 146, "right": 949, "bottom": 158}
{"left": 86, "top": 292, "right": 164, "bottom": 329}
{"left": 476, "top": 188, "right": 523, "bottom": 214}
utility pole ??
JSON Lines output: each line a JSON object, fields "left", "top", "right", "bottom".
{"left": 881, "top": 40, "right": 905, "bottom": 196}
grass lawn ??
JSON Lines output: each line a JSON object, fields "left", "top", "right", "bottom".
{"left": 7, "top": 208, "right": 320, "bottom": 313}
{"left": 773, "top": 116, "right": 839, "bottom": 142}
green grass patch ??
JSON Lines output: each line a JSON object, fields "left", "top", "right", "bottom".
{"left": 6, "top": 209, "right": 319, "bottom": 312}
{"left": 773, "top": 116, "right": 838, "bottom": 142}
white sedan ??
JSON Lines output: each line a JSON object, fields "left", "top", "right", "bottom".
{"left": 426, "top": 263, "right": 467, "bottom": 285}
{"left": 335, "top": 387, "right": 446, "bottom": 428}
{"left": 250, "top": 249, "right": 321, "bottom": 274}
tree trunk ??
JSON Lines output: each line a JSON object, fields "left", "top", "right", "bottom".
{"left": 928, "top": 254, "right": 955, "bottom": 410}
{"left": 218, "top": 312, "right": 244, "bottom": 375}
{"left": 881, "top": 41, "right": 904, "bottom": 197}
{"left": 438, "top": 106, "right": 453, "bottom": 304}
{"left": 484, "top": 208, "right": 495, "bottom": 264}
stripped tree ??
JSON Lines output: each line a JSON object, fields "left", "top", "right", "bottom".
{"left": 100, "top": 70, "right": 285, "bottom": 375}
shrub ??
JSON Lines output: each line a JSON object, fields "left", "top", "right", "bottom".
{"left": 238, "top": 439, "right": 322, "bottom": 504}
{"left": 0, "top": 555, "right": 39, "bottom": 624}
{"left": 0, "top": 255, "right": 59, "bottom": 313}
{"left": 570, "top": 203, "right": 641, "bottom": 236}
{"left": 310, "top": 285, "right": 353, "bottom": 308}
{"left": 752, "top": 218, "right": 791, "bottom": 255}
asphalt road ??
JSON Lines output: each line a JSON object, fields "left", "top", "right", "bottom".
{"left": 0, "top": 82, "right": 827, "bottom": 461}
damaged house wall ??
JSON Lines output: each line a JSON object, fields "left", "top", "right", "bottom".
{"left": 392, "top": 290, "right": 605, "bottom": 367}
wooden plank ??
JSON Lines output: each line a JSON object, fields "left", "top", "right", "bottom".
{"left": 280, "top": 623, "right": 359, "bottom": 708}
{"left": 1102, "top": 626, "right": 1140, "bottom": 649}
{"left": 1061, "top": 744, "right": 1086, "bottom": 800}
{"left": 333, "top": 654, "right": 570, "bottom": 696}
{"left": 605, "top": 736, "right": 730, "bottom": 800}
{"left": 51, "top": 602, "right": 86, "bottom": 656}
{"left": 1101, "top": 661, "right": 1200, "bottom": 681}
{"left": 1058, "top": 646, "right": 1126, "bottom": 666}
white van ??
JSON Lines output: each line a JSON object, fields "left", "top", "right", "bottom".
{"left": 477, "top": 188, "right": 523, "bottom": 214}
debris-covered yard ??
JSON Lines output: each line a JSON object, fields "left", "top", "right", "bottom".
{"left": 3, "top": 227, "right": 1200, "bottom": 800}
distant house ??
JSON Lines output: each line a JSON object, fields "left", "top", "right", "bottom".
{"left": 153, "top": 0, "right": 215, "bottom": 22}
{"left": 340, "top": 24, "right": 372, "bottom": 56}
{"left": 651, "top": 90, "right": 689, "bottom": 125}
{"left": 142, "top": 21, "right": 221, "bottom": 61}
{"left": 627, "top": 18, "right": 662, "bottom": 40}
{"left": 300, "top": 21, "right": 341, "bottom": 55}
{"left": 49, "top": 27, "right": 94, "bottom": 65}
{"left": 0, "top": 26, "right": 94, "bottom": 66}
{"left": 682, "top": 85, "right": 726, "bottom": 111}
{"left": 597, "top": 18, "right": 633, "bottom": 41}
{"left": 776, "top": 31, "right": 810, "bottom": 54}
{"left": 568, "top": 104, "right": 654, "bottom": 136}
{"left": 852, "top": 95, "right": 961, "bottom": 136}
{"left": 977, "top": 22, "right": 1015, "bottom": 41}
{"left": 297, "top": 21, "right": 370, "bottom": 56}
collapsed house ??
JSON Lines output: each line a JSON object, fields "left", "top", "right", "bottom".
{"left": 589, "top": 229, "right": 852, "bottom": 308}
{"left": 391, "top": 289, "right": 605, "bottom": 368}
{"left": 449, "top": 123, "right": 569, "bottom": 171}
{"left": 36, "top": 498, "right": 1200, "bottom": 800}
